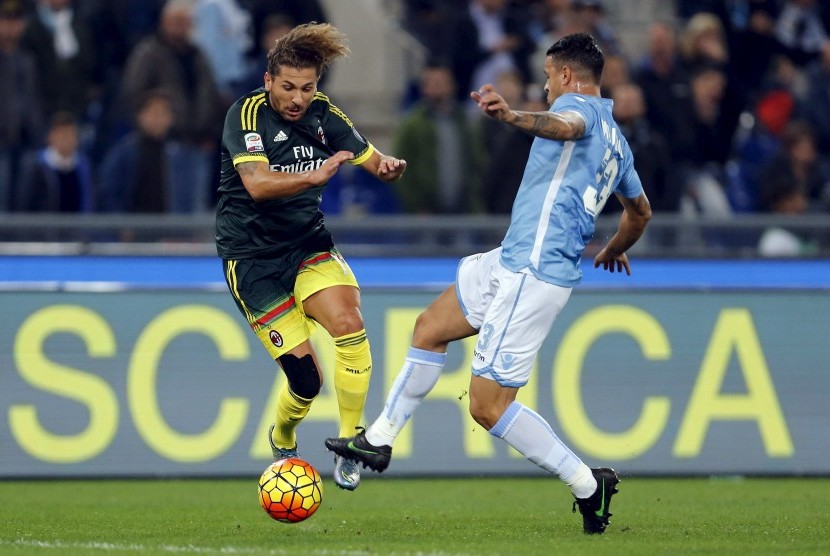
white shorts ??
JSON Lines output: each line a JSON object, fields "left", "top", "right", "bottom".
{"left": 455, "top": 247, "right": 572, "bottom": 387}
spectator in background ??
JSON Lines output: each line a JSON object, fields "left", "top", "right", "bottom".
{"left": 676, "top": 14, "right": 745, "bottom": 214}
{"left": 120, "top": 0, "right": 223, "bottom": 213}
{"left": 756, "top": 171, "right": 818, "bottom": 257}
{"left": 80, "top": 1, "right": 167, "bottom": 91}
{"left": 714, "top": 0, "right": 781, "bottom": 102}
{"left": 599, "top": 53, "right": 629, "bottom": 98}
{"left": 758, "top": 120, "right": 830, "bottom": 213}
{"left": 634, "top": 21, "right": 696, "bottom": 165}
{"left": 678, "top": 11, "right": 753, "bottom": 151}
{"left": 0, "top": 0, "right": 43, "bottom": 211}
{"left": 679, "top": 63, "right": 733, "bottom": 217}
{"left": 393, "top": 60, "right": 486, "bottom": 214}
{"left": 467, "top": 0, "right": 534, "bottom": 94}
{"left": 776, "top": 0, "right": 829, "bottom": 66}
{"left": 678, "top": 11, "right": 729, "bottom": 71}
{"left": 610, "top": 82, "right": 679, "bottom": 213}
{"left": 727, "top": 55, "right": 801, "bottom": 212}
{"left": 756, "top": 188, "right": 817, "bottom": 256}
{"left": 20, "top": 0, "right": 97, "bottom": 120}
{"left": 480, "top": 69, "right": 540, "bottom": 214}
{"left": 689, "top": 63, "right": 732, "bottom": 164}
{"left": 15, "top": 111, "right": 94, "bottom": 212}
{"left": 98, "top": 89, "right": 197, "bottom": 213}
{"left": 401, "top": 0, "right": 481, "bottom": 100}
{"left": 79, "top": 0, "right": 167, "bottom": 165}
{"left": 755, "top": 122, "right": 823, "bottom": 257}
{"left": 801, "top": 42, "right": 830, "bottom": 154}
{"left": 192, "top": 0, "right": 252, "bottom": 105}
{"left": 83, "top": 0, "right": 164, "bottom": 54}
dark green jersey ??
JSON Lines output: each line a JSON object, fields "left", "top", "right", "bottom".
{"left": 215, "top": 88, "right": 375, "bottom": 259}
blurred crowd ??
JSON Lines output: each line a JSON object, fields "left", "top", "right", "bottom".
{"left": 0, "top": 0, "right": 325, "bottom": 213}
{"left": 2, "top": 0, "right": 830, "bottom": 237}
{"left": 395, "top": 0, "right": 830, "bottom": 225}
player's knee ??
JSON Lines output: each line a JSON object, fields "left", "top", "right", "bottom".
{"left": 278, "top": 354, "right": 322, "bottom": 399}
{"left": 326, "top": 309, "right": 364, "bottom": 338}
{"left": 468, "top": 398, "right": 499, "bottom": 431}
{"left": 411, "top": 310, "right": 442, "bottom": 350}
{"left": 413, "top": 310, "right": 430, "bottom": 334}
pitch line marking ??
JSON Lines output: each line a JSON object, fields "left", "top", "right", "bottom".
{"left": 3, "top": 538, "right": 476, "bottom": 556}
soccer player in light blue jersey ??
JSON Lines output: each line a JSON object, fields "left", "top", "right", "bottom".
{"left": 326, "top": 33, "right": 652, "bottom": 534}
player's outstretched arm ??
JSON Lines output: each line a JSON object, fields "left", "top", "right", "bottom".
{"left": 593, "top": 192, "right": 652, "bottom": 275}
{"left": 471, "top": 84, "right": 585, "bottom": 141}
{"left": 504, "top": 109, "right": 585, "bottom": 141}
{"left": 237, "top": 150, "right": 354, "bottom": 201}
{"left": 359, "top": 150, "right": 407, "bottom": 182}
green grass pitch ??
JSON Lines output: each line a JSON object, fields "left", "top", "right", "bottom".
{"left": 1, "top": 476, "right": 828, "bottom": 555}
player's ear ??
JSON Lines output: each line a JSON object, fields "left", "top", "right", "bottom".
{"left": 560, "top": 65, "right": 573, "bottom": 86}
{"left": 264, "top": 72, "right": 272, "bottom": 91}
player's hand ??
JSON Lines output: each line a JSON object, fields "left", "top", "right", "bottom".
{"left": 470, "top": 85, "right": 512, "bottom": 121}
{"left": 378, "top": 156, "right": 407, "bottom": 181}
{"left": 309, "top": 150, "right": 353, "bottom": 186}
{"left": 593, "top": 248, "right": 631, "bottom": 275}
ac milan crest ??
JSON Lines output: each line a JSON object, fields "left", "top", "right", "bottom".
{"left": 269, "top": 330, "right": 284, "bottom": 348}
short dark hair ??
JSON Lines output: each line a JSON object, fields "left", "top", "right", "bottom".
{"left": 781, "top": 120, "right": 815, "bottom": 151}
{"left": 49, "top": 111, "right": 77, "bottom": 130}
{"left": 0, "top": 0, "right": 25, "bottom": 19}
{"left": 546, "top": 33, "right": 605, "bottom": 83}
{"left": 135, "top": 88, "right": 174, "bottom": 114}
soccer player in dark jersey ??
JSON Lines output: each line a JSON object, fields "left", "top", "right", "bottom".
{"left": 215, "top": 22, "right": 406, "bottom": 491}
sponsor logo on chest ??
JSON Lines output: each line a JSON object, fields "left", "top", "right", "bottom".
{"left": 268, "top": 144, "right": 326, "bottom": 173}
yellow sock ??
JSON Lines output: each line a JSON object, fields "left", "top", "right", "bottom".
{"left": 271, "top": 382, "right": 313, "bottom": 449}
{"left": 334, "top": 329, "right": 373, "bottom": 437}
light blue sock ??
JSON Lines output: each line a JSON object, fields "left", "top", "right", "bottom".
{"left": 490, "top": 401, "right": 596, "bottom": 497}
{"left": 366, "top": 347, "right": 446, "bottom": 446}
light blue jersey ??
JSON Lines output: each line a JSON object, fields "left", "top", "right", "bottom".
{"left": 500, "top": 93, "right": 643, "bottom": 287}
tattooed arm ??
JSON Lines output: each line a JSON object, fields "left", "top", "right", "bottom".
{"left": 500, "top": 110, "right": 585, "bottom": 141}
{"left": 470, "top": 84, "right": 585, "bottom": 141}
{"left": 236, "top": 150, "right": 353, "bottom": 201}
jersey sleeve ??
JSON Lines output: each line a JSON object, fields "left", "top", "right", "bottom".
{"left": 615, "top": 154, "right": 644, "bottom": 199}
{"left": 316, "top": 93, "right": 376, "bottom": 165}
{"left": 556, "top": 94, "right": 644, "bottom": 199}
{"left": 223, "top": 93, "right": 270, "bottom": 167}
{"left": 552, "top": 94, "right": 594, "bottom": 131}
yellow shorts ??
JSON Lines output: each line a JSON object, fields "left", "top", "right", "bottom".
{"left": 223, "top": 248, "right": 358, "bottom": 359}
